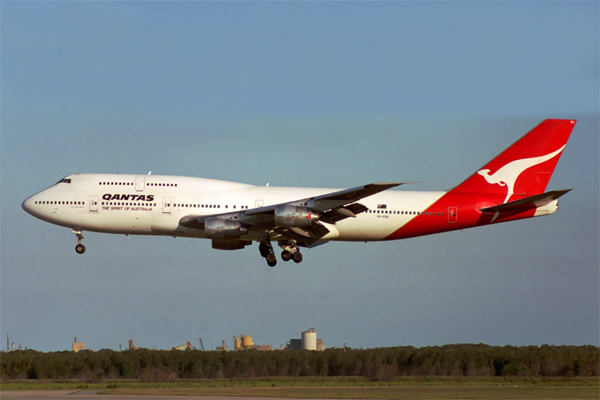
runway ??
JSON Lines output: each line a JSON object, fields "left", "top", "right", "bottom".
{"left": 1, "top": 390, "right": 352, "bottom": 400}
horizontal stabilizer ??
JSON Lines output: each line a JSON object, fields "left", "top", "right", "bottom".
{"left": 479, "top": 189, "right": 571, "bottom": 213}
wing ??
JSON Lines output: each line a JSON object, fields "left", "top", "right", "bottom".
{"left": 179, "top": 182, "right": 404, "bottom": 244}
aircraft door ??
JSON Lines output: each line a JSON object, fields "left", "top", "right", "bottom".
{"left": 135, "top": 176, "right": 145, "bottom": 191}
{"left": 162, "top": 197, "right": 171, "bottom": 214}
{"left": 255, "top": 200, "right": 264, "bottom": 208}
{"left": 448, "top": 206, "right": 457, "bottom": 223}
{"left": 90, "top": 196, "right": 99, "bottom": 212}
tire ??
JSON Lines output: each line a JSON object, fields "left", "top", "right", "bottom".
{"left": 281, "top": 250, "right": 291, "bottom": 262}
{"left": 292, "top": 252, "right": 303, "bottom": 263}
{"left": 75, "top": 244, "right": 86, "bottom": 254}
{"left": 259, "top": 243, "right": 269, "bottom": 258}
{"left": 266, "top": 253, "right": 277, "bottom": 267}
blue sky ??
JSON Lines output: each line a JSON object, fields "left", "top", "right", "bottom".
{"left": 1, "top": 2, "right": 598, "bottom": 352}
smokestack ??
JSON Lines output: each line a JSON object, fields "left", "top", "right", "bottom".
{"left": 19, "top": 342, "right": 22, "bottom": 350}
{"left": 74, "top": 337, "right": 77, "bottom": 343}
{"left": 7, "top": 334, "right": 9, "bottom": 352}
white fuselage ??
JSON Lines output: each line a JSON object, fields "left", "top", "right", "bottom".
{"left": 22, "top": 173, "right": 446, "bottom": 243}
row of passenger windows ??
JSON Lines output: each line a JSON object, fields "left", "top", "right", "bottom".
{"left": 368, "top": 209, "right": 444, "bottom": 216}
{"left": 98, "top": 182, "right": 178, "bottom": 187}
{"left": 148, "top": 183, "right": 177, "bottom": 187}
{"left": 33, "top": 200, "right": 441, "bottom": 217}
{"left": 34, "top": 200, "right": 84, "bottom": 205}
{"left": 103, "top": 202, "right": 157, "bottom": 207}
{"left": 168, "top": 203, "right": 249, "bottom": 209}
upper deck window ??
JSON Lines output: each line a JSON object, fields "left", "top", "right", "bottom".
{"left": 56, "top": 178, "right": 72, "bottom": 184}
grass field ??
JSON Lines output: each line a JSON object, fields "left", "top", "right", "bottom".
{"left": 2, "top": 376, "right": 598, "bottom": 399}
{"left": 100, "top": 386, "right": 599, "bottom": 399}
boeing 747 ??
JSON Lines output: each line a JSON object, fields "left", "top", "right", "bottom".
{"left": 22, "top": 119, "right": 576, "bottom": 266}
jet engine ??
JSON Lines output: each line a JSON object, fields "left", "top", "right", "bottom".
{"left": 205, "top": 217, "right": 248, "bottom": 240}
{"left": 274, "top": 205, "right": 319, "bottom": 228}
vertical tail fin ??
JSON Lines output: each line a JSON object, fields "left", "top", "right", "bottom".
{"left": 451, "top": 119, "right": 576, "bottom": 203}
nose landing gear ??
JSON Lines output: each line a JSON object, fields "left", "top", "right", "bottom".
{"left": 73, "top": 230, "right": 86, "bottom": 254}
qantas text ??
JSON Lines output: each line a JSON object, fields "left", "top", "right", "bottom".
{"left": 102, "top": 194, "right": 155, "bottom": 202}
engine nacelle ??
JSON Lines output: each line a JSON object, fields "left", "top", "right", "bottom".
{"left": 205, "top": 217, "right": 248, "bottom": 240}
{"left": 274, "top": 205, "right": 319, "bottom": 228}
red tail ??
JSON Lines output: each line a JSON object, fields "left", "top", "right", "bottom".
{"left": 450, "top": 119, "right": 576, "bottom": 203}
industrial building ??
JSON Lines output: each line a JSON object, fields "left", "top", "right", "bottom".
{"left": 286, "top": 328, "right": 325, "bottom": 351}
{"left": 216, "top": 340, "right": 228, "bottom": 351}
{"left": 50, "top": 329, "right": 326, "bottom": 353}
{"left": 171, "top": 342, "right": 194, "bottom": 351}
{"left": 233, "top": 334, "right": 272, "bottom": 351}
{"left": 72, "top": 337, "right": 85, "bottom": 352}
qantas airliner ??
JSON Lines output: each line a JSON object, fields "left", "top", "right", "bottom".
{"left": 22, "top": 119, "right": 576, "bottom": 267}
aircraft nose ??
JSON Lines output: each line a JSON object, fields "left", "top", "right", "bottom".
{"left": 22, "top": 197, "right": 33, "bottom": 215}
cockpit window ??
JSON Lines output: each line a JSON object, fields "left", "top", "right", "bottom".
{"left": 56, "top": 178, "right": 72, "bottom": 184}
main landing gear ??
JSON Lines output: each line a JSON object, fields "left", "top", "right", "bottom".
{"left": 259, "top": 241, "right": 277, "bottom": 267}
{"left": 73, "top": 230, "right": 86, "bottom": 254}
{"left": 280, "top": 240, "right": 303, "bottom": 264}
{"left": 258, "top": 240, "right": 304, "bottom": 267}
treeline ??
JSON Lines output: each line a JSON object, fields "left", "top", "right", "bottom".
{"left": 1, "top": 344, "right": 598, "bottom": 381}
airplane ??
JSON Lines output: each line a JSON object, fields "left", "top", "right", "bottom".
{"left": 22, "top": 119, "right": 576, "bottom": 267}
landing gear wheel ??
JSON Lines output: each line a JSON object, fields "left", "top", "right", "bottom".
{"left": 259, "top": 243, "right": 270, "bottom": 258}
{"left": 73, "top": 230, "right": 86, "bottom": 254}
{"left": 292, "top": 251, "right": 303, "bottom": 264}
{"left": 266, "top": 253, "right": 277, "bottom": 267}
{"left": 75, "top": 244, "right": 86, "bottom": 254}
{"left": 281, "top": 250, "right": 291, "bottom": 262}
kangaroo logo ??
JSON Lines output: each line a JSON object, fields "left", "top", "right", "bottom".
{"left": 477, "top": 145, "right": 565, "bottom": 204}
